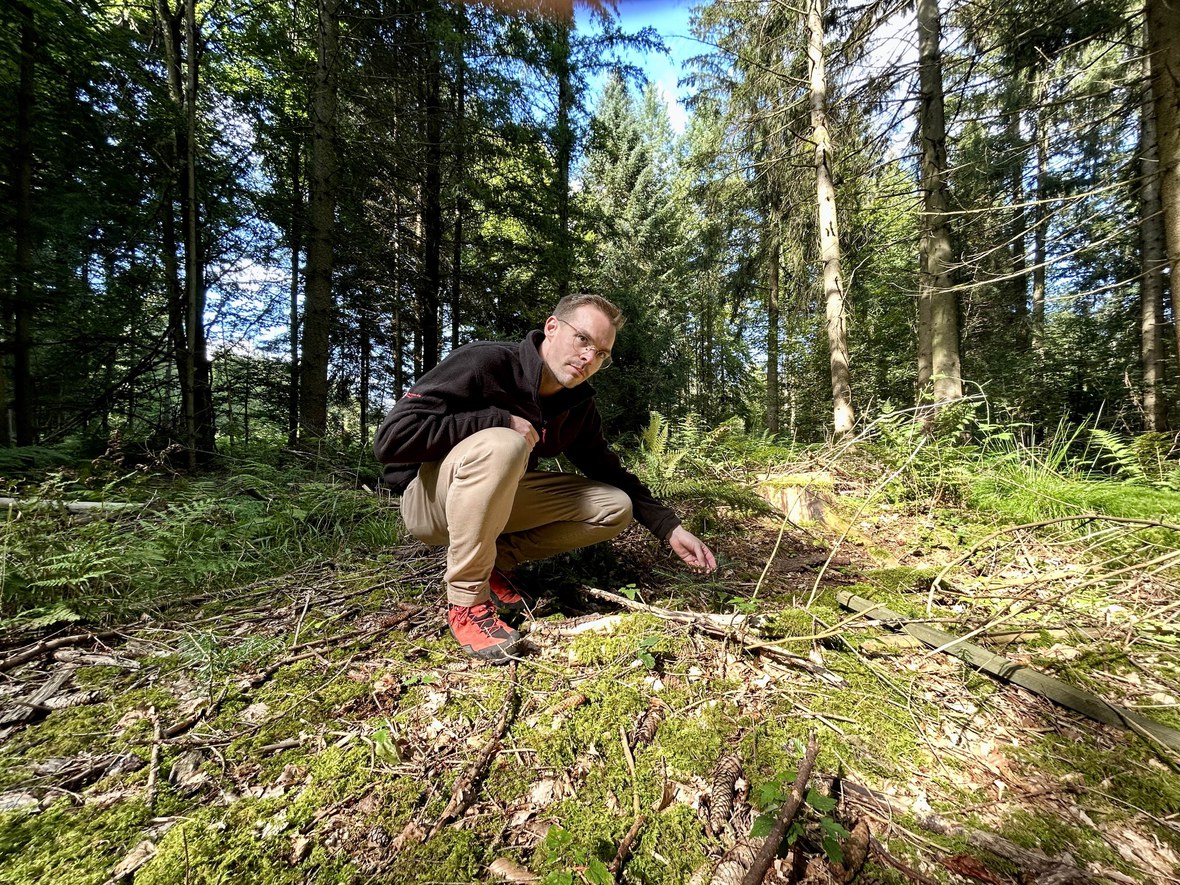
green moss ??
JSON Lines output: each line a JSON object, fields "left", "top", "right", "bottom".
{"left": 567, "top": 614, "right": 686, "bottom": 667}
{"left": 397, "top": 828, "right": 488, "bottom": 881}
{"left": 1022, "top": 733, "right": 1180, "bottom": 820}
{"left": 513, "top": 674, "right": 650, "bottom": 773}
{"left": 0, "top": 798, "right": 153, "bottom": 885}
{"left": 999, "top": 809, "right": 1124, "bottom": 868}
{"left": 625, "top": 805, "right": 711, "bottom": 883}
{"left": 756, "top": 608, "right": 818, "bottom": 649}
{"left": 650, "top": 698, "right": 739, "bottom": 778}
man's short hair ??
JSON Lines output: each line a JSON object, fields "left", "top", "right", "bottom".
{"left": 553, "top": 293, "right": 626, "bottom": 330}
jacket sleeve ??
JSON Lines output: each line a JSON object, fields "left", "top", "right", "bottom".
{"left": 565, "top": 405, "right": 682, "bottom": 541}
{"left": 373, "top": 348, "right": 513, "bottom": 465}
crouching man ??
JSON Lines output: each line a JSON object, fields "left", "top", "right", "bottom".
{"left": 373, "top": 294, "right": 716, "bottom": 662}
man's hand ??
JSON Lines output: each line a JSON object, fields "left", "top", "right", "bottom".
{"left": 508, "top": 415, "right": 539, "bottom": 450}
{"left": 668, "top": 525, "right": 717, "bottom": 574}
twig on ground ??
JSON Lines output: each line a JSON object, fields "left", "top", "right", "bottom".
{"left": 741, "top": 730, "right": 820, "bottom": 885}
{"left": 609, "top": 814, "right": 647, "bottom": 877}
{"left": 145, "top": 707, "right": 163, "bottom": 811}
{"left": 1, "top": 631, "right": 122, "bottom": 673}
{"left": 421, "top": 662, "right": 519, "bottom": 841}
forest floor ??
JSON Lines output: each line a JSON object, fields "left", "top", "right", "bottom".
{"left": 2, "top": 469, "right": 1180, "bottom": 885}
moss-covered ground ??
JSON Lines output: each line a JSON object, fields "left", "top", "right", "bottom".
{"left": 2, "top": 475, "right": 1180, "bottom": 885}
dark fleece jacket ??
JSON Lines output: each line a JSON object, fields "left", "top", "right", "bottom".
{"left": 372, "top": 330, "right": 681, "bottom": 541}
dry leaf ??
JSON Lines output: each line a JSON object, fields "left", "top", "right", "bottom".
{"left": 488, "top": 857, "right": 539, "bottom": 882}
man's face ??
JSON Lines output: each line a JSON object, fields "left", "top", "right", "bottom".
{"left": 540, "top": 305, "right": 617, "bottom": 390}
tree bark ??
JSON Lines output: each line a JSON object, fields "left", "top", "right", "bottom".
{"left": 807, "top": 0, "right": 854, "bottom": 438}
{"left": 1030, "top": 73, "right": 1048, "bottom": 352}
{"left": 916, "top": 0, "right": 963, "bottom": 409}
{"left": 451, "top": 12, "right": 467, "bottom": 352}
{"left": 765, "top": 210, "right": 780, "bottom": 435}
{"left": 154, "top": 0, "right": 214, "bottom": 464}
{"left": 184, "top": 0, "right": 214, "bottom": 464}
{"left": 1140, "top": 74, "right": 1168, "bottom": 431}
{"left": 419, "top": 29, "right": 443, "bottom": 372}
{"left": 9, "top": 2, "right": 37, "bottom": 445}
{"left": 299, "top": 0, "right": 341, "bottom": 440}
{"left": 1007, "top": 91, "right": 1029, "bottom": 347}
{"left": 1147, "top": 0, "right": 1180, "bottom": 383}
{"left": 553, "top": 24, "right": 574, "bottom": 303}
{"left": 288, "top": 137, "right": 302, "bottom": 447}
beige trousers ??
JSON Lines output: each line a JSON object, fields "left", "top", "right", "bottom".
{"left": 400, "top": 427, "right": 633, "bottom": 606}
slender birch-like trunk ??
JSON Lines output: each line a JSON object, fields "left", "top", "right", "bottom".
{"left": 1140, "top": 73, "right": 1167, "bottom": 431}
{"left": 806, "top": 0, "right": 854, "bottom": 438}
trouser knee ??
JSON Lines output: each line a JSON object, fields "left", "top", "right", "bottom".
{"left": 458, "top": 427, "right": 531, "bottom": 481}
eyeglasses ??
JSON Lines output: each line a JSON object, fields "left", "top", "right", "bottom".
{"left": 556, "top": 318, "right": 613, "bottom": 368}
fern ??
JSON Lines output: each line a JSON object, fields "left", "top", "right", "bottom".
{"left": 1088, "top": 428, "right": 1147, "bottom": 483}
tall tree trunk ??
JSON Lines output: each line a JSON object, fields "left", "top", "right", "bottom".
{"left": 1141, "top": 75, "right": 1168, "bottom": 431}
{"left": 553, "top": 24, "right": 574, "bottom": 302}
{"left": 765, "top": 210, "right": 780, "bottom": 435}
{"left": 299, "top": 0, "right": 340, "bottom": 440}
{"left": 288, "top": 138, "right": 302, "bottom": 447}
{"left": 184, "top": 0, "right": 214, "bottom": 464}
{"left": 807, "top": 0, "right": 854, "bottom": 438}
{"left": 1030, "top": 73, "right": 1048, "bottom": 352}
{"left": 155, "top": 0, "right": 213, "bottom": 464}
{"left": 1147, "top": 0, "right": 1180, "bottom": 377}
{"left": 419, "top": 35, "right": 443, "bottom": 372}
{"left": 916, "top": 0, "right": 963, "bottom": 409}
{"left": 1007, "top": 96, "right": 1029, "bottom": 346}
{"left": 451, "top": 12, "right": 467, "bottom": 351}
{"left": 359, "top": 308, "right": 371, "bottom": 445}
{"left": 9, "top": 2, "right": 37, "bottom": 445}
{"left": 156, "top": 0, "right": 192, "bottom": 451}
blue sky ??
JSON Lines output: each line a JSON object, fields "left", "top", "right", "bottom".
{"left": 580, "top": 0, "right": 701, "bottom": 131}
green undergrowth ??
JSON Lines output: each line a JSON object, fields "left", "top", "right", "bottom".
{"left": 0, "top": 461, "right": 402, "bottom": 623}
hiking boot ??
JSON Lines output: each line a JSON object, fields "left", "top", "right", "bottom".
{"left": 488, "top": 567, "right": 534, "bottom": 614}
{"left": 448, "top": 602, "right": 521, "bottom": 662}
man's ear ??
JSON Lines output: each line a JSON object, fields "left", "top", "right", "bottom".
{"left": 543, "top": 316, "right": 559, "bottom": 337}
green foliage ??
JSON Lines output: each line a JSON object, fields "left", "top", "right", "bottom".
{"left": 0, "top": 463, "right": 400, "bottom": 619}
{"left": 630, "top": 412, "right": 776, "bottom": 528}
{"left": 751, "top": 766, "right": 851, "bottom": 864}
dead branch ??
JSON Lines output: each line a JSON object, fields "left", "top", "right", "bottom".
{"left": 423, "top": 661, "right": 519, "bottom": 840}
{"left": 609, "top": 814, "right": 648, "bottom": 876}
{"left": 1, "top": 631, "right": 122, "bottom": 673}
{"left": 741, "top": 730, "right": 820, "bottom": 885}
{"left": 52, "top": 649, "right": 142, "bottom": 669}
{"left": 0, "top": 497, "right": 148, "bottom": 514}
{"left": 581, "top": 586, "right": 845, "bottom": 686}
{"left": 145, "top": 707, "right": 163, "bottom": 811}
{"left": 0, "top": 668, "right": 72, "bottom": 726}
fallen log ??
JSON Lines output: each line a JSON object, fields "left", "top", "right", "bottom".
{"left": 838, "top": 592, "right": 1180, "bottom": 754}
{"left": 0, "top": 497, "right": 147, "bottom": 514}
